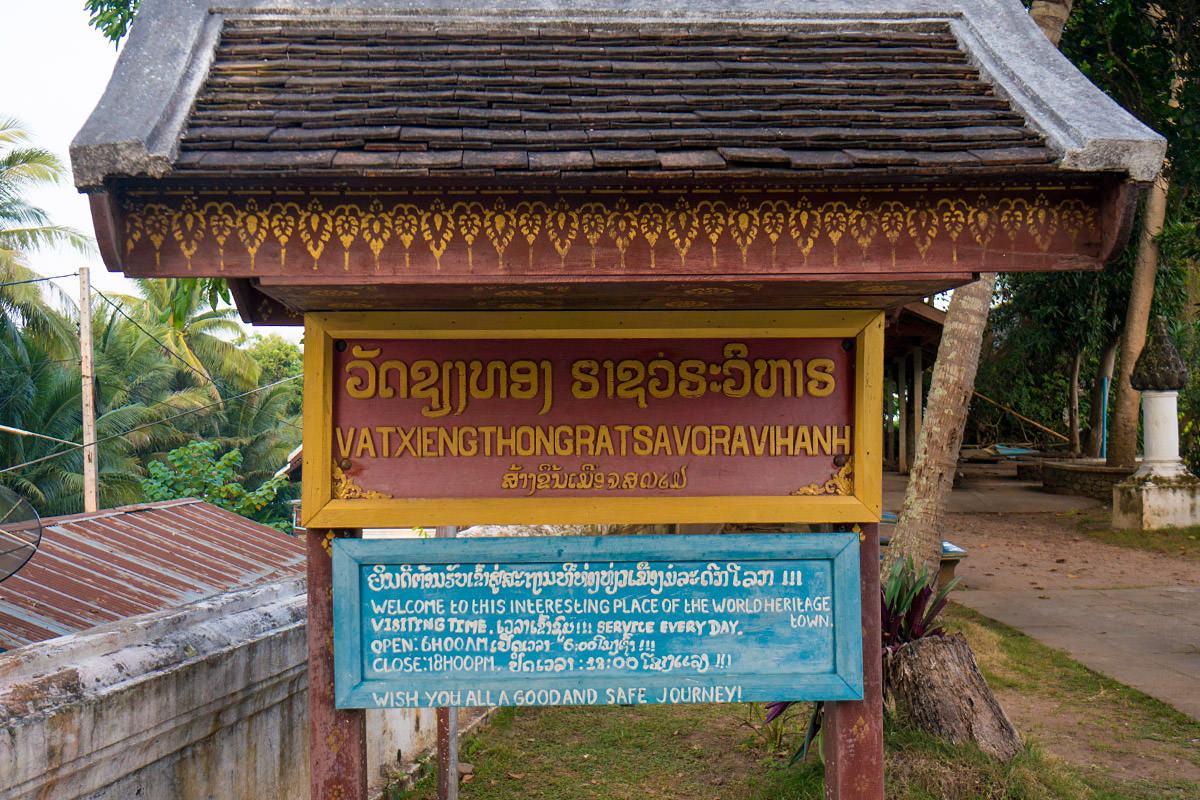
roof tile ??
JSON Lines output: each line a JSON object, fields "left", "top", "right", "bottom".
{"left": 529, "top": 150, "right": 595, "bottom": 170}
{"left": 174, "top": 25, "right": 1051, "bottom": 180}
{"left": 659, "top": 151, "right": 727, "bottom": 170}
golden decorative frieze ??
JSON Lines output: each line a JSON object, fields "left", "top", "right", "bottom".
{"left": 118, "top": 187, "right": 1102, "bottom": 278}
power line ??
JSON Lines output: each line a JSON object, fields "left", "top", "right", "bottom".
{"left": 0, "top": 357, "right": 80, "bottom": 369}
{"left": 0, "top": 375, "right": 301, "bottom": 475}
{"left": 0, "top": 273, "right": 79, "bottom": 289}
{"left": 96, "top": 376, "right": 297, "bottom": 434}
{"left": 92, "top": 289, "right": 301, "bottom": 432}
{"left": 0, "top": 424, "right": 78, "bottom": 446}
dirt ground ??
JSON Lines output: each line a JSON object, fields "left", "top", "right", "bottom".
{"left": 942, "top": 508, "right": 1200, "bottom": 785}
{"left": 945, "top": 510, "right": 1200, "bottom": 592}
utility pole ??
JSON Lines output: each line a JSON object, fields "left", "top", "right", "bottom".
{"left": 79, "top": 267, "right": 98, "bottom": 513}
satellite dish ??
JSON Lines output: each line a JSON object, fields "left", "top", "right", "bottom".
{"left": 0, "top": 486, "right": 41, "bottom": 583}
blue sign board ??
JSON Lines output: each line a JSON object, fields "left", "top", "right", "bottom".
{"left": 333, "top": 533, "right": 862, "bottom": 709}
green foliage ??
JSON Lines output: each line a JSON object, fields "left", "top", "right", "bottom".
{"left": 1172, "top": 319, "right": 1200, "bottom": 474}
{"left": 0, "top": 119, "right": 301, "bottom": 518}
{"left": 247, "top": 333, "right": 302, "bottom": 384}
{"left": 1058, "top": 2, "right": 1200, "bottom": 469}
{"left": 84, "top": 0, "right": 140, "bottom": 43}
{"left": 1058, "top": 2, "right": 1200, "bottom": 209}
{"left": 160, "top": 278, "right": 231, "bottom": 331}
{"left": 246, "top": 333, "right": 303, "bottom": 415}
{"left": 977, "top": 4, "right": 1200, "bottom": 460}
{"left": 1, "top": 118, "right": 95, "bottom": 278}
{"left": 973, "top": 276, "right": 1099, "bottom": 447}
{"left": 141, "top": 440, "right": 291, "bottom": 531}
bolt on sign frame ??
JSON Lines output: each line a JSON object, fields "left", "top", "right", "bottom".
{"left": 302, "top": 310, "right": 882, "bottom": 529}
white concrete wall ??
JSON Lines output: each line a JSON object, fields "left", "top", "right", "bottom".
{"left": 0, "top": 579, "right": 437, "bottom": 800}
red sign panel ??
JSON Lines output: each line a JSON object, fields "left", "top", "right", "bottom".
{"left": 302, "top": 311, "right": 882, "bottom": 527}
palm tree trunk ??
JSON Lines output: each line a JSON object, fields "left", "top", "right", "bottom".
{"left": 1029, "top": 0, "right": 1074, "bottom": 45}
{"left": 1108, "top": 177, "right": 1167, "bottom": 467}
{"left": 882, "top": 274, "right": 997, "bottom": 578}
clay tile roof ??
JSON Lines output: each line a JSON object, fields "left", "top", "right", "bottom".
{"left": 71, "top": 0, "right": 1166, "bottom": 190}
{"left": 170, "top": 24, "right": 1054, "bottom": 181}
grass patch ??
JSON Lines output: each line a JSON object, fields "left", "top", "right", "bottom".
{"left": 388, "top": 606, "right": 1199, "bottom": 800}
{"left": 390, "top": 700, "right": 784, "bottom": 800}
{"left": 944, "top": 604, "right": 1199, "bottom": 752}
{"left": 1072, "top": 512, "right": 1200, "bottom": 561}
{"left": 944, "top": 604, "right": 1200, "bottom": 798}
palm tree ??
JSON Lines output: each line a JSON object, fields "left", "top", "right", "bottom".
{"left": 0, "top": 330, "right": 152, "bottom": 515}
{"left": 0, "top": 117, "right": 90, "bottom": 354}
{"left": 129, "top": 278, "right": 261, "bottom": 400}
{"left": 211, "top": 379, "right": 300, "bottom": 483}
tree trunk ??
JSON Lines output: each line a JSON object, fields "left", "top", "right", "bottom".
{"left": 1084, "top": 336, "right": 1118, "bottom": 458}
{"left": 1068, "top": 348, "right": 1082, "bottom": 455}
{"left": 883, "top": 273, "right": 997, "bottom": 578}
{"left": 1029, "top": 0, "right": 1074, "bottom": 46}
{"left": 1108, "top": 178, "right": 1168, "bottom": 467}
{"left": 885, "top": 634, "right": 1024, "bottom": 762}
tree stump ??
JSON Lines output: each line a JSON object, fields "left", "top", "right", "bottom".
{"left": 885, "top": 633, "right": 1024, "bottom": 762}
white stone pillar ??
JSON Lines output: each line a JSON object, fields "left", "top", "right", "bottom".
{"left": 1136, "top": 389, "right": 1186, "bottom": 477}
{"left": 1113, "top": 317, "right": 1200, "bottom": 529}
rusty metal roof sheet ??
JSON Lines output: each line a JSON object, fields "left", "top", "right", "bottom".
{"left": 0, "top": 499, "right": 305, "bottom": 651}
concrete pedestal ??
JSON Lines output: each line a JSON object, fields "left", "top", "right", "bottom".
{"left": 1113, "top": 474, "right": 1200, "bottom": 529}
{"left": 1112, "top": 391, "right": 1200, "bottom": 529}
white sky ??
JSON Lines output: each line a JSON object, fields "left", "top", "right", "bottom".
{"left": 3, "top": 0, "right": 123, "bottom": 295}
{"left": 1, "top": 0, "right": 299, "bottom": 341}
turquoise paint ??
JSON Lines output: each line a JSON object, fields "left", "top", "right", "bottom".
{"left": 333, "top": 533, "right": 862, "bottom": 709}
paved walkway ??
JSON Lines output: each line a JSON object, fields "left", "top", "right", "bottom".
{"left": 882, "top": 468, "right": 1200, "bottom": 721}
{"left": 881, "top": 468, "right": 1103, "bottom": 514}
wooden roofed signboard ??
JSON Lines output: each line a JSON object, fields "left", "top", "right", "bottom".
{"left": 72, "top": 1, "right": 1167, "bottom": 798}
{"left": 302, "top": 310, "right": 882, "bottom": 528}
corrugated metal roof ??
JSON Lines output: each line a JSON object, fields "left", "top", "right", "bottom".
{"left": 0, "top": 499, "right": 305, "bottom": 651}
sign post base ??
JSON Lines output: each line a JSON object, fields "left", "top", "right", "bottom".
{"left": 309, "top": 528, "right": 368, "bottom": 800}
{"left": 824, "top": 522, "right": 884, "bottom": 799}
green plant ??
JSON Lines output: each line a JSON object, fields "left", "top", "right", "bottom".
{"left": 766, "top": 558, "right": 960, "bottom": 766}
{"left": 741, "top": 700, "right": 804, "bottom": 754}
{"left": 141, "top": 440, "right": 292, "bottom": 531}
{"left": 881, "top": 556, "right": 960, "bottom": 655}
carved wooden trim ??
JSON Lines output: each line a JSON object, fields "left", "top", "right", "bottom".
{"left": 114, "top": 185, "right": 1104, "bottom": 279}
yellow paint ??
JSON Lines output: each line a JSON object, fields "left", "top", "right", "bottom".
{"left": 307, "top": 309, "right": 876, "bottom": 339}
{"left": 854, "top": 313, "right": 884, "bottom": 519}
{"left": 330, "top": 423, "right": 852, "bottom": 460}
{"left": 126, "top": 190, "right": 1100, "bottom": 273}
{"left": 304, "top": 495, "right": 877, "bottom": 528}
{"left": 790, "top": 459, "right": 854, "bottom": 496}
{"left": 300, "top": 310, "right": 885, "bottom": 528}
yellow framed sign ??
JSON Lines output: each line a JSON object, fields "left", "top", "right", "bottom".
{"left": 301, "top": 311, "right": 882, "bottom": 528}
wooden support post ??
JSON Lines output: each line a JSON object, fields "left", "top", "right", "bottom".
{"left": 434, "top": 526, "right": 459, "bottom": 800}
{"left": 896, "top": 357, "right": 909, "bottom": 474}
{"left": 912, "top": 346, "right": 924, "bottom": 452}
{"left": 308, "top": 528, "right": 368, "bottom": 800}
{"left": 437, "top": 707, "right": 459, "bottom": 800}
{"left": 883, "top": 374, "right": 894, "bottom": 466}
{"left": 824, "top": 522, "right": 884, "bottom": 800}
